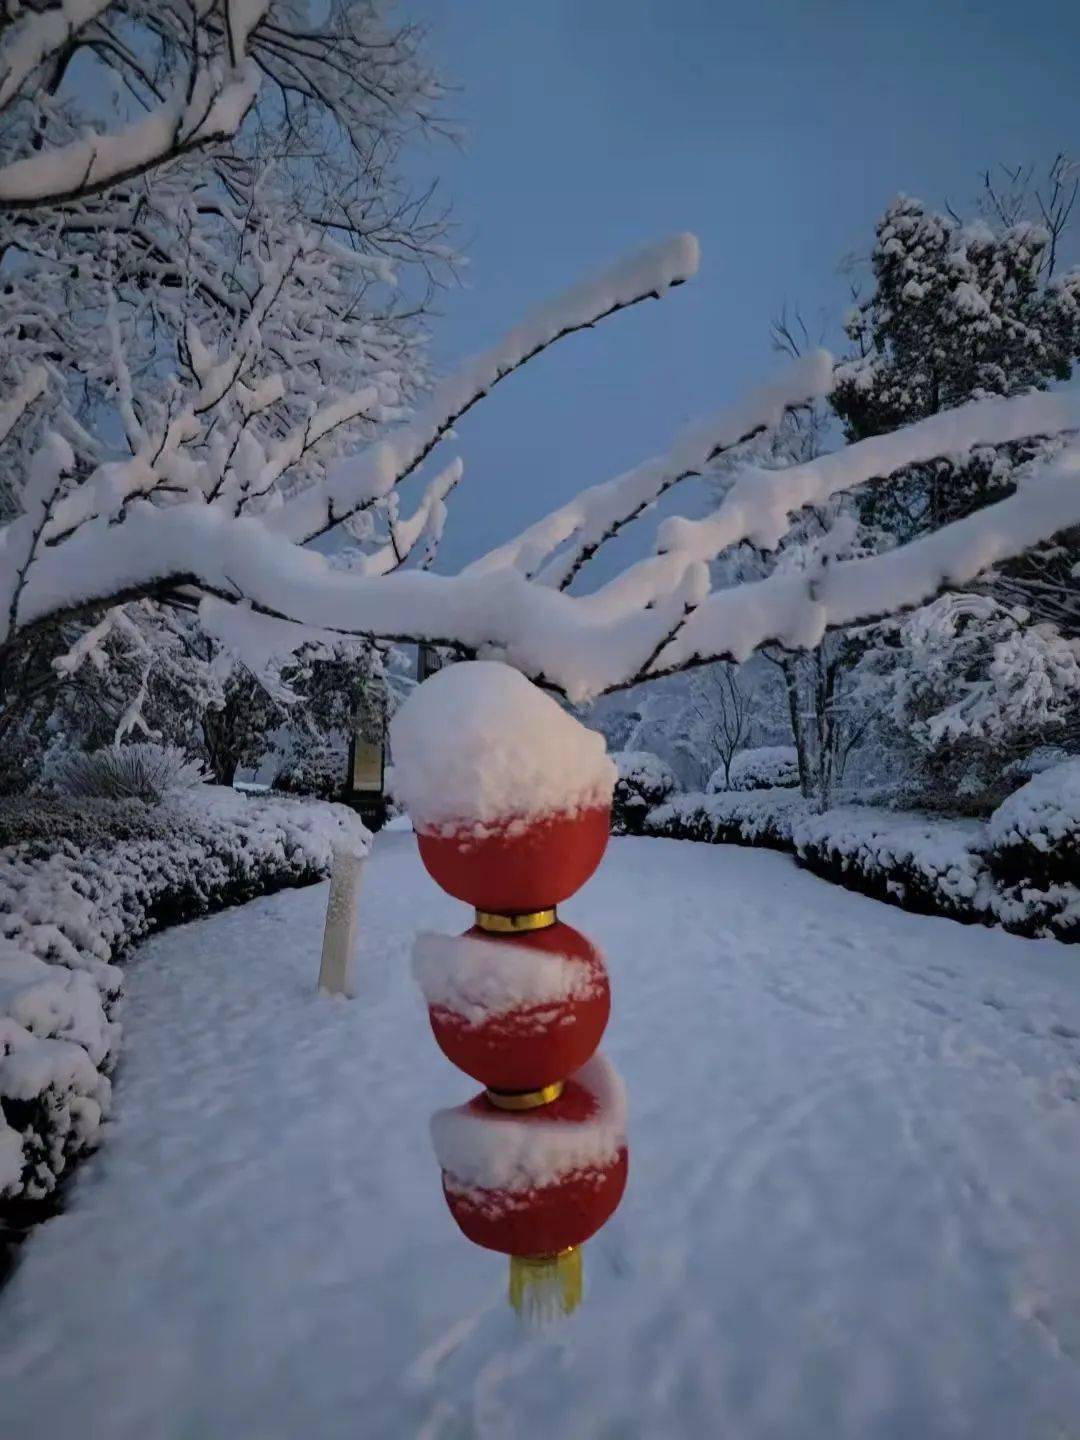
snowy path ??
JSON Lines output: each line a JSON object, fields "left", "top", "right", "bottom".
{"left": 3, "top": 834, "right": 1080, "bottom": 1439}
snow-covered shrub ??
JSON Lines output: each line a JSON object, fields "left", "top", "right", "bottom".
{"left": 273, "top": 741, "right": 346, "bottom": 802}
{"left": 644, "top": 781, "right": 1080, "bottom": 939}
{"left": 47, "top": 744, "right": 208, "bottom": 805}
{"left": 611, "top": 751, "right": 678, "bottom": 835}
{"left": 0, "top": 797, "right": 177, "bottom": 853}
{"left": 0, "top": 789, "right": 367, "bottom": 1218}
{"left": 1001, "top": 746, "right": 1075, "bottom": 786}
{"left": 646, "top": 788, "right": 812, "bottom": 850}
{"left": 792, "top": 809, "right": 990, "bottom": 921}
{"left": 723, "top": 746, "right": 800, "bottom": 793}
{"left": 987, "top": 760, "right": 1080, "bottom": 940}
{"left": 856, "top": 595, "right": 1080, "bottom": 814}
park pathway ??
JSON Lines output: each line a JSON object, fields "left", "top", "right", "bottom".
{"left": 3, "top": 832, "right": 1080, "bottom": 1439}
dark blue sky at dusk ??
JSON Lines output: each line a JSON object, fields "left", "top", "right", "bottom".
{"left": 400, "top": 0, "right": 1079, "bottom": 579}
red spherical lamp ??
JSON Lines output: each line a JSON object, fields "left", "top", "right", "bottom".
{"left": 415, "top": 805, "right": 610, "bottom": 916}
{"left": 431, "top": 1056, "right": 628, "bottom": 1320}
{"left": 413, "top": 920, "right": 611, "bottom": 1097}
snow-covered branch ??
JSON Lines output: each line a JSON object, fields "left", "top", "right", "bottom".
{"left": 0, "top": 3, "right": 269, "bottom": 210}
{"left": 465, "top": 350, "right": 833, "bottom": 587}
{"left": 0, "top": 365, "right": 47, "bottom": 450}
{"left": 0, "top": 0, "right": 112, "bottom": 114}
{"left": 648, "top": 441, "right": 1080, "bottom": 681}
{"left": 4, "top": 228, "right": 1079, "bottom": 709}
{"left": 266, "top": 233, "right": 702, "bottom": 544}
{"left": 0, "top": 63, "right": 262, "bottom": 209}
{"left": 11, "top": 423, "right": 1080, "bottom": 704}
{"left": 657, "top": 387, "right": 1080, "bottom": 564}
{"left": 357, "top": 459, "right": 463, "bottom": 576}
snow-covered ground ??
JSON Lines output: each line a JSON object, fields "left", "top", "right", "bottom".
{"left": 3, "top": 833, "right": 1080, "bottom": 1439}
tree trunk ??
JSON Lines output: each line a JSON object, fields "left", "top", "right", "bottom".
{"left": 780, "top": 655, "right": 815, "bottom": 801}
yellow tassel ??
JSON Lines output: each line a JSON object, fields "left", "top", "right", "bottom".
{"left": 508, "top": 1247, "right": 583, "bottom": 1325}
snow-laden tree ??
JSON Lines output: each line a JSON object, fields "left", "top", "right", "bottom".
{"left": 0, "top": 1, "right": 449, "bottom": 776}
{"left": 264, "top": 636, "right": 395, "bottom": 797}
{"left": 855, "top": 592, "right": 1080, "bottom": 812}
{"left": 834, "top": 191, "right": 1080, "bottom": 634}
{"left": 3, "top": 226, "right": 1080, "bottom": 713}
{"left": 835, "top": 193, "right": 1080, "bottom": 454}
{"left": 589, "top": 660, "right": 772, "bottom": 792}
{"left": 0, "top": 2, "right": 448, "bottom": 499}
{"left": 736, "top": 187, "right": 1080, "bottom": 808}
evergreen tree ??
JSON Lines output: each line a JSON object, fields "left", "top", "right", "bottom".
{"left": 833, "top": 189, "right": 1080, "bottom": 805}
{"left": 834, "top": 194, "right": 1080, "bottom": 542}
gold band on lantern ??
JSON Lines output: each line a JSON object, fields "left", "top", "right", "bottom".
{"left": 474, "top": 907, "right": 557, "bottom": 934}
{"left": 485, "top": 1080, "right": 565, "bottom": 1111}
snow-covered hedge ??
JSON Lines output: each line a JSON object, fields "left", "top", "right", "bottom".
{"left": 710, "top": 746, "right": 800, "bottom": 793}
{"left": 642, "top": 773, "right": 1080, "bottom": 942}
{"left": 646, "top": 788, "right": 812, "bottom": 850}
{"left": 649, "top": 790, "right": 989, "bottom": 920}
{"left": 792, "top": 809, "right": 990, "bottom": 922}
{"left": 611, "top": 751, "right": 678, "bottom": 835}
{"left": 986, "top": 760, "right": 1080, "bottom": 941}
{"left": 0, "top": 787, "right": 366, "bottom": 1225}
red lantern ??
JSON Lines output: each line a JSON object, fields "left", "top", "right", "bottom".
{"left": 415, "top": 804, "right": 610, "bottom": 914}
{"left": 415, "top": 921, "right": 610, "bottom": 1095}
{"left": 431, "top": 1056, "right": 628, "bottom": 1320}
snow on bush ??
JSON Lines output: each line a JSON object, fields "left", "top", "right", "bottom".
{"left": 0, "top": 796, "right": 179, "bottom": 852}
{"left": 856, "top": 594, "right": 1080, "bottom": 813}
{"left": 721, "top": 746, "right": 800, "bottom": 793}
{"left": 0, "top": 787, "right": 366, "bottom": 1212}
{"left": 792, "top": 809, "right": 990, "bottom": 921}
{"left": 47, "top": 743, "right": 208, "bottom": 804}
{"left": 647, "top": 788, "right": 813, "bottom": 850}
{"left": 272, "top": 743, "right": 345, "bottom": 803}
{"left": 389, "top": 661, "right": 616, "bottom": 832}
{"left": 611, "top": 750, "right": 678, "bottom": 835}
{"left": 649, "top": 788, "right": 990, "bottom": 925}
{"left": 644, "top": 772, "right": 1080, "bottom": 940}
{"left": 987, "top": 759, "right": 1080, "bottom": 940}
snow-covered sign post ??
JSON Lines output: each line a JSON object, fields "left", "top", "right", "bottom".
{"left": 392, "top": 662, "right": 627, "bottom": 1321}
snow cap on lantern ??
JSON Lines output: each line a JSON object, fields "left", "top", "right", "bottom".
{"left": 412, "top": 921, "right": 611, "bottom": 1093}
{"left": 431, "top": 1054, "right": 628, "bottom": 1320}
{"left": 390, "top": 661, "right": 616, "bottom": 912}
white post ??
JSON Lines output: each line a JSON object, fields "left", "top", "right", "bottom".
{"left": 318, "top": 845, "right": 365, "bottom": 997}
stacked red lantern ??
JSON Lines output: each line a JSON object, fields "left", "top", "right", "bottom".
{"left": 415, "top": 802, "right": 611, "bottom": 915}
{"left": 393, "top": 661, "right": 626, "bottom": 1317}
{"left": 431, "top": 1055, "right": 628, "bottom": 1322}
{"left": 412, "top": 918, "right": 610, "bottom": 1096}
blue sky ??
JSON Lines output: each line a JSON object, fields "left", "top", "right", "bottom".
{"left": 403, "top": 0, "right": 1079, "bottom": 576}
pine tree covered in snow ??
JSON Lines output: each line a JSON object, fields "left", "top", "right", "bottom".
{"left": 834, "top": 189, "right": 1080, "bottom": 621}
{"left": 835, "top": 194, "right": 1079, "bottom": 454}
{"left": 807, "top": 182, "right": 1080, "bottom": 809}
